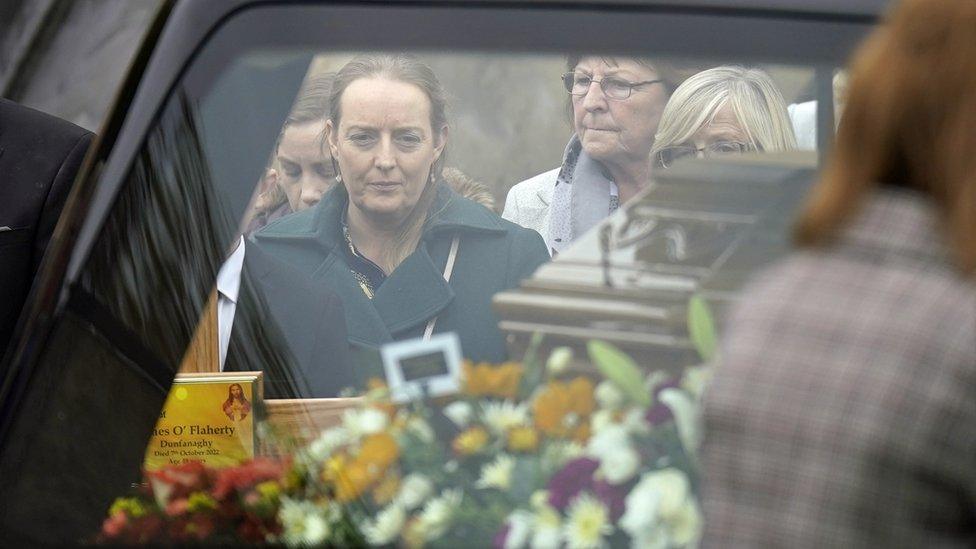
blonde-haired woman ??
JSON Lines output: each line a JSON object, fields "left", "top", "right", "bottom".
{"left": 651, "top": 65, "right": 796, "bottom": 169}
{"left": 701, "top": 0, "right": 976, "bottom": 545}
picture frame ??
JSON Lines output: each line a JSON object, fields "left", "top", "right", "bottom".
{"left": 380, "top": 333, "right": 463, "bottom": 403}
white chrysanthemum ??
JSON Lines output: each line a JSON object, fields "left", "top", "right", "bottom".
{"left": 619, "top": 468, "right": 700, "bottom": 548}
{"left": 562, "top": 493, "right": 613, "bottom": 549}
{"left": 278, "top": 497, "right": 330, "bottom": 547}
{"left": 476, "top": 454, "right": 516, "bottom": 490}
{"left": 669, "top": 499, "right": 702, "bottom": 546}
{"left": 546, "top": 347, "right": 574, "bottom": 376}
{"left": 502, "top": 510, "right": 535, "bottom": 549}
{"left": 590, "top": 409, "right": 614, "bottom": 434}
{"left": 443, "top": 401, "right": 474, "bottom": 428}
{"left": 396, "top": 473, "right": 434, "bottom": 511}
{"left": 342, "top": 407, "right": 388, "bottom": 439}
{"left": 587, "top": 424, "right": 630, "bottom": 461}
{"left": 307, "top": 427, "right": 350, "bottom": 461}
{"left": 362, "top": 504, "right": 406, "bottom": 545}
{"left": 406, "top": 416, "right": 436, "bottom": 443}
{"left": 621, "top": 407, "right": 651, "bottom": 435}
{"left": 415, "top": 488, "right": 463, "bottom": 541}
{"left": 531, "top": 501, "right": 562, "bottom": 549}
{"left": 598, "top": 444, "right": 641, "bottom": 485}
{"left": 482, "top": 401, "right": 529, "bottom": 435}
{"left": 594, "top": 380, "right": 626, "bottom": 411}
{"left": 541, "top": 441, "right": 585, "bottom": 475}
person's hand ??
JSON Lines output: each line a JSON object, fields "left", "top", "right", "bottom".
{"left": 253, "top": 168, "right": 280, "bottom": 214}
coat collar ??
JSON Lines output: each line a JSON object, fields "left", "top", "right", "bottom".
{"left": 837, "top": 188, "right": 950, "bottom": 267}
{"left": 254, "top": 182, "right": 505, "bottom": 347}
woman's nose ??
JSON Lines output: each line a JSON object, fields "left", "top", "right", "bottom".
{"left": 375, "top": 139, "right": 396, "bottom": 170}
{"left": 581, "top": 81, "right": 608, "bottom": 111}
{"left": 300, "top": 185, "right": 321, "bottom": 207}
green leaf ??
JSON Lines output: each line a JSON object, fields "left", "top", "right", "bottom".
{"left": 518, "top": 332, "right": 545, "bottom": 400}
{"left": 587, "top": 340, "right": 652, "bottom": 407}
{"left": 687, "top": 294, "right": 718, "bottom": 362}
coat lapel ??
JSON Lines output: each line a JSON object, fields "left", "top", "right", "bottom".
{"left": 311, "top": 252, "right": 394, "bottom": 347}
{"left": 371, "top": 240, "right": 454, "bottom": 335}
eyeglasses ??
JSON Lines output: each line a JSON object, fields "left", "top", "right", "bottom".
{"left": 561, "top": 72, "right": 663, "bottom": 100}
{"left": 655, "top": 141, "right": 756, "bottom": 169}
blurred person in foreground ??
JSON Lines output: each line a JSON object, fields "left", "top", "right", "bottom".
{"left": 651, "top": 65, "right": 796, "bottom": 169}
{"left": 0, "top": 99, "right": 93, "bottom": 363}
{"left": 701, "top": 1, "right": 976, "bottom": 546}
{"left": 254, "top": 54, "right": 549, "bottom": 366}
{"left": 503, "top": 56, "right": 683, "bottom": 255}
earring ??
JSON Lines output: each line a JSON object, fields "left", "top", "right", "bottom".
{"left": 335, "top": 173, "right": 342, "bottom": 184}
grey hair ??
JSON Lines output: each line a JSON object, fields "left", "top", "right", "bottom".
{"left": 651, "top": 65, "right": 797, "bottom": 158}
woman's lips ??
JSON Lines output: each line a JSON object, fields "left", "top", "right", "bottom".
{"left": 369, "top": 181, "right": 401, "bottom": 190}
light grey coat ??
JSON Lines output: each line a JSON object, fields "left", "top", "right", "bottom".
{"left": 501, "top": 167, "right": 557, "bottom": 252}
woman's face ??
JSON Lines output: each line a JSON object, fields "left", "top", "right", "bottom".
{"left": 277, "top": 120, "right": 334, "bottom": 211}
{"left": 657, "top": 103, "right": 753, "bottom": 168}
{"left": 326, "top": 77, "right": 446, "bottom": 226}
{"left": 571, "top": 57, "right": 670, "bottom": 167}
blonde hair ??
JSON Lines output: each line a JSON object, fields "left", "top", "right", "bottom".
{"left": 651, "top": 66, "right": 796, "bottom": 158}
{"left": 795, "top": 0, "right": 976, "bottom": 276}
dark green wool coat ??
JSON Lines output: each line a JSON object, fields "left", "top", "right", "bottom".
{"left": 251, "top": 184, "right": 550, "bottom": 367}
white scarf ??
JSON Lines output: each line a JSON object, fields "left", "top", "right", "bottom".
{"left": 547, "top": 135, "right": 619, "bottom": 255}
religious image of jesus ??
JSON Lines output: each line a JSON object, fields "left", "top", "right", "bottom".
{"left": 222, "top": 383, "right": 251, "bottom": 421}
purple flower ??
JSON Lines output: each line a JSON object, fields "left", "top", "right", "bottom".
{"left": 592, "top": 478, "right": 632, "bottom": 522}
{"left": 645, "top": 377, "right": 681, "bottom": 426}
{"left": 547, "top": 457, "right": 599, "bottom": 511}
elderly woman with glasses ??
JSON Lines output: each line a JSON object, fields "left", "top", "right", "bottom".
{"left": 651, "top": 65, "right": 796, "bottom": 169}
{"left": 502, "top": 56, "right": 682, "bottom": 255}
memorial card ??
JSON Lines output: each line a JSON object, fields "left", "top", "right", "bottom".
{"left": 144, "top": 372, "right": 262, "bottom": 471}
{"left": 380, "top": 333, "right": 463, "bottom": 403}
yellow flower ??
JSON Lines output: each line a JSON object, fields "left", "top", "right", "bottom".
{"left": 463, "top": 361, "right": 524, "bottom": 399}
{"left": 255, "top": 480, "right": 281, "bottom": 501}
{"left": 359, "top": 433, "right": 400, "bottom": 471}
{"left": 507, "top": 426, "right": 540, "bottom": 452}
{"left": 335, "top": 459, "right": 379, "bottom": 503}
{"left": 187, "top": 491, "right": 218, "bottom": 513}
{"left": 372, "top": 471, "right": 401, "bottom": 505}
{"left": 533, "top": 377, "right": 596, "bottom": 440}
{"left": 322, "top": 453, "right": 348, "bottom": 484}
{"left": 452, "top": 426, "right": 490, "bottom": 456}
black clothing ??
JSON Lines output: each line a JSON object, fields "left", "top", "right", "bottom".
{"left": 224, "top": 241, "right": 354, "bottom": 398}
{"left": 0, "top": 99, "right": 94, "bottom": 361}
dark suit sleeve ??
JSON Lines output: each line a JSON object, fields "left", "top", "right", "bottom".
{"left": 32, "top": 132, "right": 93, "bottom": 272}
{"left": 310, "top": 290, "right": 355, "bottom": 396}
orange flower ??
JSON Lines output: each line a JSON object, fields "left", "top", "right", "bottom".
{"left": 334, "top": 459, "right": 379, "bottom": 503}
{"left": 372, "top": 471, "right": 401, "bottom": 505}
{"left": 463, "top": 361, "right": 523, "bottom": 399}
{"left": 532, "top": 377, "right": 596, "bottom": 439}
{"left": 452, "top": 426, "right": 490, "bottom": 456}
{"left": 359, "top": 433, "right": 400, "bottom": 471}
{"left": 507, "top": 426, "right": 539, "bottom": 452}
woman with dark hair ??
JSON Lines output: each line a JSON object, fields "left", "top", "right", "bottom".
{"left": 701, "top": 0, "right": 976, "bottom": 546}
{"left": 254, "top": 54, "right": 549, "bottom": 369}
{"left": 221, "top": 383, "right": 251, "bottom": 421}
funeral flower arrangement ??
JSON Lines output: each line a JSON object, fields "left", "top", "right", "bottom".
{"left": 100, "top": 299, "right": 716, "bottom": 547}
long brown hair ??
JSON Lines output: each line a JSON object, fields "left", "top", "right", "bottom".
{"left": 795, "top": 0, "right": 976, "bottom": 275}
{"left": 328, "top": 54, "right": 449, "bottom": 273}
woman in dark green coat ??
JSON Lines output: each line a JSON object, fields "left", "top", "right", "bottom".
{"left": 253, "top": 54, "right": 549, "bottom": 367}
